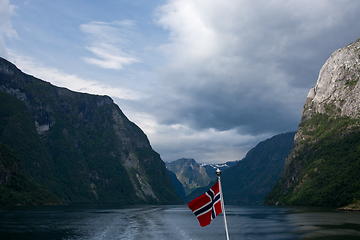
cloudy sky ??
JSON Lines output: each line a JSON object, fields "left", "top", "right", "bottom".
{"left": 1, "top": 0, "right": 360, "bottom": 164}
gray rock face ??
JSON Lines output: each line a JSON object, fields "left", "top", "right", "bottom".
{"left": 294, "top": 37, "right": 360, "bottom": 146}
{"left": 299, "top": 37, "right": 360, "bottom": 159}
{"left": 302, "top": 38, "right": 360, "bottom": 122}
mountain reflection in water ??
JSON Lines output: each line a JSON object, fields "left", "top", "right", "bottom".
{"left": 0, "top": 205, "right": 359, "bottom": 240}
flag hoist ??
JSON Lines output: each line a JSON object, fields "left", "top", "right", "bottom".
{"left": 187, "top": 168, "right": 230, "bottom": 240}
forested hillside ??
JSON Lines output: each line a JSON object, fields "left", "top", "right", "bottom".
{"left": 264, "top": 38, "right": 360, "bottom": 207}
{"left": 0, "top": 57, "right": 182, "bottom": 205}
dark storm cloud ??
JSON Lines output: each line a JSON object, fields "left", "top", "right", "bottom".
{"left": 148, "top": 0, "right": 360, "bottom": 137}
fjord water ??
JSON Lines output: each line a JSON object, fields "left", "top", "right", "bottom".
{"left": 0, "top": 205, "right": 359, "bottom": 240}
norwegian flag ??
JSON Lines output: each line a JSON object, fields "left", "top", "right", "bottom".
{"left": 187, "top": 180, "right": 222, "bottom": 227}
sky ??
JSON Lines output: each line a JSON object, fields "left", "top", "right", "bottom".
{"left": 1, "top": 0, "right": 360, "bottom": 164}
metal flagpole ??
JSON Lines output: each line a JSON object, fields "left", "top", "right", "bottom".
{"left": 216, "top": 169, "right": 230, "bottom": 240}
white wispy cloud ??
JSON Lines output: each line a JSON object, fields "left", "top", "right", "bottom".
{"left": 156, "top": 0, "right": 218, "bottom": 62}
{"left": 0, "top": 0, "right": 18, "bottom": 58}
{"left": 80, "top": 21, "right": 141, "bottom": 70}
{"left": 8, "top": 50, "right": 142, "bottom": 100}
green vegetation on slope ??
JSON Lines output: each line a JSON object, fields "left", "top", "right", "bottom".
{"left": 0, "top": 143, "right": 61, "bottom": 205}
{"left": 0, "top": 89, "right": 148, "bottom": 204}
{"left": 0, "top": 92, "right": 61, "bottom": 205}
{"left": 264, "top": 114, "right": 360, "bottom": 207}
{"left": 0, "top": 57, "right": 182, "bottom": 205}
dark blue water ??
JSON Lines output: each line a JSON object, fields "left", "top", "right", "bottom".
{"left": 0, "top": 205, "right": 359, "bottom": 240}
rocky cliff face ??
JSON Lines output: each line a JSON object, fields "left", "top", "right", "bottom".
{"left": 0, "top": 57, "right": 182, "bottom": 205}
{"left": 264, "top": 38, "right": 360, "bottom": 207}
{"left": 302, "top": 38, "right": 360, "bottom": 122}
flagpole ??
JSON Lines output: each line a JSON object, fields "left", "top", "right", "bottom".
{"left": 216, "top": 169, "right": 230, "bottom": 240}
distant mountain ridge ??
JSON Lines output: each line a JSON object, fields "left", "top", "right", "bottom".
{"left": 166, "top": 158, "right": 214, "bottom": 195}
{"left": 264, "top": 37, "right": 360, "bottom": 207}
{"left": 186, "top": 132, "right": 296, "bottom": 205}
{"left": 0, "top": 57, "right": 182, "bottom": 205}
{"left": 166, "top": 158, "right": 238, "bottom": 196}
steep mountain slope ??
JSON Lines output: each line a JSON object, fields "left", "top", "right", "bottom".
{"left": 187, "top": 132, "right": 295, "bottom": 205}
{"left": 264, "top": 37, "right": 360, "bottom": 207}
{"left": 167, "top": 170, "right": 186, "bottom": 201}
{"left": 0, "top": 57, "right": 182, "bottom": 205}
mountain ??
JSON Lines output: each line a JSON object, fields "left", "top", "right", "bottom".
{"left": 166, "top": 158, "right": 238, "bottom": 195}
{"left": 264, "top": 37, "right": 360, "bottom": 207}
{"left": 187, "top": 132, "right": 296, "bottom": 205}
{"left": 166, "top": 158, "right": 215, "bottom": 194}
{"left": 0, "top": 57, "right": 182, "bottom": 205}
